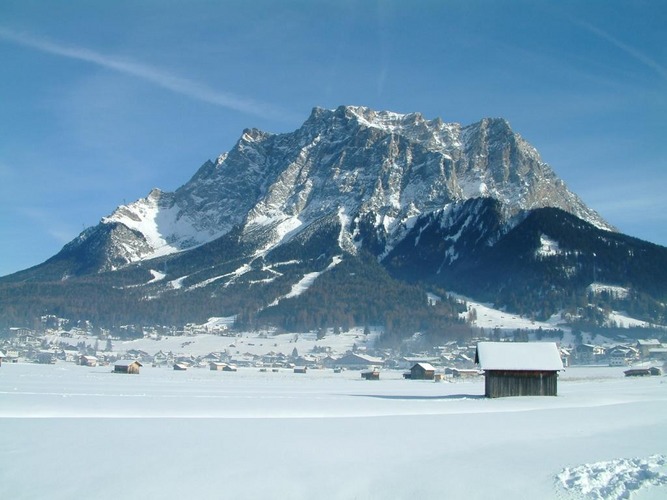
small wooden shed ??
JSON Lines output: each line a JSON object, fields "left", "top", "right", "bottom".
{"left": 80, "top": 355, "right": 98, "bottom": 367}
{"left": 361, "top": 368, "right": 380, "bottom": 380}
{"left": 624, "top": 367, "right": 662, "bottom": 377}
{"left": 475, "top": 342, "right": 563, "bottom": 398}
{"left": 407, "top": 362, "right": 436, "bottom": 380}
{"left": 114, "top": 360, "right": 143, "bottom": 374}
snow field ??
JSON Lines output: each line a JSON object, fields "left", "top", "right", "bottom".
{"left": 1, "top": 364, "right": 666, "bottom": 499}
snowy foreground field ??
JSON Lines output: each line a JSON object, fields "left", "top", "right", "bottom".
{"left": 1, "top": 364, "right": 666, "bottom": 500}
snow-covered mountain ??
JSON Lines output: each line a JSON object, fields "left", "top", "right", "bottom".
{"left": 4, "top": 105, "right": 666, "bottom": 332}
{"left": 87, "top": 105, "right": 611, "bottom": 271}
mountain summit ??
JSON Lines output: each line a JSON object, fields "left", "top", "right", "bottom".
{"left": 66, "top": 105, "right": 611, "bottom": 273}
{"left": 3, "top": 106, "right": 665, "bottom": 333}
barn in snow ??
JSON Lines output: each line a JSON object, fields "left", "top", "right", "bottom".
{"left": 404, "top": 363, "right": 436, "bottom": 380}
{"left": 114, "top": 360, "right": 143, "bottom": 374}
{"left": 475, "top": 342, "right": 563, "bottom": 398}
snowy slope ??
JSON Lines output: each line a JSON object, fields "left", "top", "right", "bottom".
{"left": 1, "top": 363, "right": 666, "bottom": 500}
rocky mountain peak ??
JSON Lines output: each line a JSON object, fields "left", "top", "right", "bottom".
{"left": 48, "top": 105, "right": 613, "bottom": 274}
{"left": 7, "top": 107, "right": 665, "bottom": 334}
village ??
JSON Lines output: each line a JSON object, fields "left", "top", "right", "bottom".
{"left": 2, "top": 318, "right": 665, "bottom": 385}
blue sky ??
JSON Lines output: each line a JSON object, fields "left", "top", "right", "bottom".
{"left": 1, "top": 0, "right": 665, "bottom": 277}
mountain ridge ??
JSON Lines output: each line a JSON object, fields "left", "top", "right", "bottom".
{"left": 2, "top": 105, "right": 664, "bottom": 334}
{"left": 68, "top": 104, "right": 613, "bottom": 275}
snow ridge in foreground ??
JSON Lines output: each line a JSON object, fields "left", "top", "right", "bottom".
{"left": 557, "top": 454, "right": 667, "bottom": 499}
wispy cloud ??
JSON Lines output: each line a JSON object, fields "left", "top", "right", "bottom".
{"left": 18, "top": 206, "right": 79, "bottom": 244}
{"left": 582, "top": 179, "right": 667, "bottom": 219}
{"left": 593, "top": 195, "right": 667, "bottom": 215}
{"left": 0, "top": 27, "right": 292, "bottom": 120}
{"left": 573, "top": 19, "right": 667, "bottom": 82}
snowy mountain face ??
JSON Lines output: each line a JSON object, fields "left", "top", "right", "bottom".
{"left": 80, "top": 105, "right": 612, "bottom": 271}
{"left": 7, "top": 105, "right": 665, "bottom": 331}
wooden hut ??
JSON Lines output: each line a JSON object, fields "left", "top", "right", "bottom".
{"left": 361, "top": 368, "right": 380, "bottom": 380}
{"left": 114, "top": 360, "right": 143, "bottom": 374}
{"left": 475, "top": 342, "right": 563, "bottom": 398}
{"left": 451, "top": 368, "right": 482, "bottom": 379}
{"left": 406, "top": 362, "right": 436, "bottom": 380}
{"left": 624, "top": 367, "right": 662, "bottom": 377}
{"left": 80, "top": 355, "right": 98, "bottom": 367}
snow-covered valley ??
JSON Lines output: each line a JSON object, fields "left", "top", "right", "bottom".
{"left": 1, "top": 363, "right": 665, "bottom": 499}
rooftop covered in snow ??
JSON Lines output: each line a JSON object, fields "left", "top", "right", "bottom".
{"left": 475, "top": 342, "right": 563, "bottom": 371}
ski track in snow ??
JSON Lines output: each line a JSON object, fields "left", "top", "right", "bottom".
{"left": 557, "top": 455, "right": 667, "bottom": 499}
{"left": 268, "top": 255, "right": 342, "bottom": 306}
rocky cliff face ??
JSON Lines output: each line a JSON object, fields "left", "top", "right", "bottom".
{"left": 66, "top": 105, "right": 612, "bottom": 274}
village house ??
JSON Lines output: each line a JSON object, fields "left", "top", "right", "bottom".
{"left": 4, "top": 350, "right": 19, "bottom": 363}
{"left": 453, "top": 352, "right": 475, "bottom": 367}
{"left": 572, "top": 343, "right": 605, "bottom": 364}
{"left": 8, "top": 327, "right": 33, "bottom": 340}
{"left": 648, "top": 347, "right": 667, "bottom": 362}
{"left": 475, "top": 342, "right": 563, "bottom": 398}
{"left": 559, "top": 348, "right": 571, "bottom": 367}
{"left": 62, "top": 347, "right": 80, "bottom": 363}
{"left": 636, "top": 339, "right": 662, "bottom": 358}
{"left": 607, "top": 345, "right": 639, "bottom": 366}
{"left": 319, "top": 355, "right": 337, "bottom": 368}
{"left": 125, "top": 349, "right": 151, "bottom": 363}
{"left": 174, "top": 355, "right": 196, "bottom": 366}
{"left": 335, "top": 353, "right": 384, "bottom": 370}
{"left": 153, "top": 350, "right": 170, "bottom": 366}
{"left": 201, "top": 351, "right": 229, "bottom": 364}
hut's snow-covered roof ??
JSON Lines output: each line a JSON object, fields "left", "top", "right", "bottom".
{"left": 412, "top": 362, "right": 435, "bottom": 371}
{"left": 475, "top": 342, "right": 563, "bottom": 371}
{"left": 115, "top": 360, "right": 143, "bottom": 367}
{"left": 637, "top": 339, "right": 662, "bottom": 346}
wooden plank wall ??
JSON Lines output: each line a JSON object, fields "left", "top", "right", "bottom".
{"left": 485, "top": 370, "right": 558, "bottom": 398}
